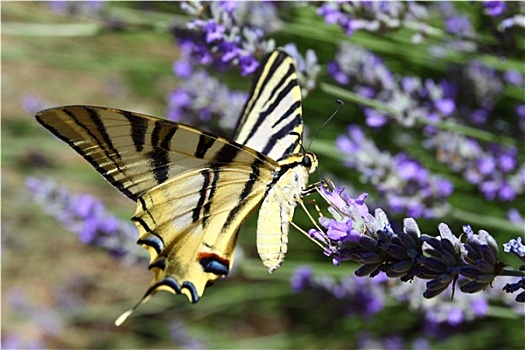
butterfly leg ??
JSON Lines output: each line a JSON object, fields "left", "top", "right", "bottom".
{"left": 301, "top": 178, "right": 335, "bottom": 196}
{"left": 289, "top": 194, "right": 328, "bottom": 250}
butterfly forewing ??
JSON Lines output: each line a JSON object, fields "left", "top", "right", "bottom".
{"left": 234, "top": 51, "right": 303, "bottom": 161}
{"left": 36, "top": 106, "right": 274, "bottom": 201}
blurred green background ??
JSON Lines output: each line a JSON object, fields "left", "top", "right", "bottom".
{"left": 2, "top": 2, "right": 524, "bottom": 349}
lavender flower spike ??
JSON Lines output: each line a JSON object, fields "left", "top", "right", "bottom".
{"left": 310, "top": 183, "right": 513, "bottom": 300}
{"left": 26, "top": 177, "right": 145, "bottom": 264}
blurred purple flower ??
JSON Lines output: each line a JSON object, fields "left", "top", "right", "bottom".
{"left": 167, "top": 68, "right": 248, "bottom": 129}
{"left": 336, "top": 124, "right": 453, "bottom": 218}
{"left": 26, "top": 177, "right": 145, "bottom": 263}
{"left": 363, "top": 108, "right": 387, "bottom": 128}
{"left": 178, "top": 1, "right": 281, "bottom": 73}
{"left": 48, "top": 0, "right": 104, "bottom": 15}
{"left": 203, "top": 21, "right": 225, "bottom": 43}
{"left": 238, "top": 54, "right": 259, "bottom": 76}
{"left": 22, "top": 95, "right": 45, "bottom": 114}
{"left": 516, "top": 104, "right": 525, "bottom": 118}
{"left": 434, "top": 98, "right": 455, "bottom": 116}
{"left": 507, "top": 209, "right": 524, "bottom": 227}
{"left": 427, "top": 132, "right": 523, "bottom": 201}
{"left": 504, "top": 70, "right": 524, "bottom": 86}
{"left": 290, "top": 266, "right": 313, "bottom": 293}
{"left": 483, "top": 1, "right": 507, "bottom": 17}
{"left": 445, "top": 15, "right": 474, "bottom": 38}
{"left": 290, "top": 267, "right": 387, "bottom": 319}
{"left": 170, "top": 321, "right": 206, "bottom": 349}
{"left": 173, "top": 60, "right": 193, "bottom": 79}
{"left": 328, "top": 42, "right": 456, "bottom": 129}
{"left": 316, "top": 2, "right": 433, "bottom": 42}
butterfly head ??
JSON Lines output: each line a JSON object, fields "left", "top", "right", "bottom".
{"left": 302, "top": 152, "right": 318, "bottom": 174}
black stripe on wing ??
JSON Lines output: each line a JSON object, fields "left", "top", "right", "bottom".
{"left": 149, "top": 121, "right": 178, "bottom": 184}
{"left": 234, "top": 51, "right": 289, "bottom": 139}
{"left": 261, "top": 115, "right": 303, "bottom": 159}
{"left": 36, "top": 107, "right": 138, "bottom": 200}
{"left": 222, "top": 158, "right": 264, "bottom": 231}
{"left": 241, "top": 64, "right": 299, "bottom": 147}
{"left": 123, "top": 110, "right": 148, "bottom": 152}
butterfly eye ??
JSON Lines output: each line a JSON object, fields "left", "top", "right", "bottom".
{"left": 302, "top": 155, "right": 312, "bottom": 168}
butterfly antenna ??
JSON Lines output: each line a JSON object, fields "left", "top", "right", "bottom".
{"left": 306, "top": 100, "right": 343, "bottom": 185}
{"left": 306, "top": 99, "right": 344, "bottom": 153}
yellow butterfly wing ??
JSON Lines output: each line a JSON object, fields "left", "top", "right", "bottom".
{"left": 36, "top": 106, "right": 272, "bottom": 200}
{"left": 234, "top": 50, "right": 304, "bottom": 161}
{"left": 36, "top": 105, "right": 277, "bottom": 322}
{"left": 234, "top": 51, "right": 317, "bottom": 272}
{"left": 133, "top": 166, "right": 272, "bottom": 302}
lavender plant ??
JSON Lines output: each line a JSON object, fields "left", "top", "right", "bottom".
{"left": 306, "top": 184, "right": 524, "bottom": 302}
{"left": 25, "top": 1, "right": 524, "bottom": 348}
{"left": 26, "top": 177, "right": 146, "bottom": 264}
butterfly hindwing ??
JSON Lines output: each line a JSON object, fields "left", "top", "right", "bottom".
{"left": 133, "top": 165, "right": 271, "bottom": 303}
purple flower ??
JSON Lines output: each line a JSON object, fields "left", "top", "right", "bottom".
{"left": 203, "top": 21, "right": 225, "bottom": 43}
{"left": 434, "top": 98, "right": 455, "bottom": 116}
{"left": 507, "top": 209, "right": 524, "bottom": 227}
{"left": 503, "top": 278, "right": 525, "bottom": 302}
{"left": 178, "top": 1, "right": 282, "bottom": 74}
{"left": 446, "top": 307, "right": 464, "bottom": 325}
{"left": 471, "top": 109, "right": 489, "bottom": 124}
{"left": 218, "top": 41, "right": 239, "bottom": 62}
{"left": 218, "top": 1, "right": 236, "bottom": 14}
{"left": 48, "top": 0, "right": 104, "bottom": 15}
{"left": 504, "top": 70, "right": 524, "bottom": 86}
{"left": 26, "top": 177, "right": 144, "bottom": 262}
{"left": 503, "top": 237, "right": 525, "bottom": 258}
{"left": 364, "top": 108, "right": 387, "bottom": 128}
{"left": 238, "top": 54, "right": 259, "bottom": 76}
{"left": 516, "top": 104, "right": 525, "bottom": 118}
{"left": 290, "top": 266, "right": 313, "bottom": 292}
{"left": 173, "top": 60, "right": 193, "bottom": 79}
{"left": 445, "top": 15, "right": 474, "bottom": 37}
{"left": 471, "top": 297, "right": 489, "bottom": 316}
{"left": 497, "top": 182, "right": 516, "bottom": 201}
{"left": 477, "top": 156, "right": 496, "bottom": 175}
{"left": 337, "top": 124, "right": 453, "bottom": 218}
{"left": 169, "top": 89, "right": 191, "bottom": 109}
{"left": 483, "top": 1, "right": 507, "bottom": 17}
{"left": 316, "top": 4, "right": 341, "bottom": 25}
{"left": 327, "top": 61, "right": 350, "bottom": 85}
{"left": 22, "top": 94, "right": 45, "bottom": 114}
{"left": 166, "top": 69, "right": 248, "bottom": 128}
{"left": 315, "top": 2, "right": 432, "bottom": 41}
{"left": 323, "top": 217, "right": 360, "bottom": 242}
{"left": 291, "top": 267, "right": 387, "bottom": 318}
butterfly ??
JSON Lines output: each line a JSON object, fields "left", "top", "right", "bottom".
{"left": 35, "top": 50, "right": 318, "bottom": 325}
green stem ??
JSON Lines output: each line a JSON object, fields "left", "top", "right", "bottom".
{"left": 2, "top": 22, "right": 101, "bottom": 36}
{"left": 500, "top": 269, "right": 525, "bottom": 277}
{"left": 451, "top": 208, "right": 524, "bottom": 235}
{"left": 320, "top": 82, "right": 518, "bottom": 147}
